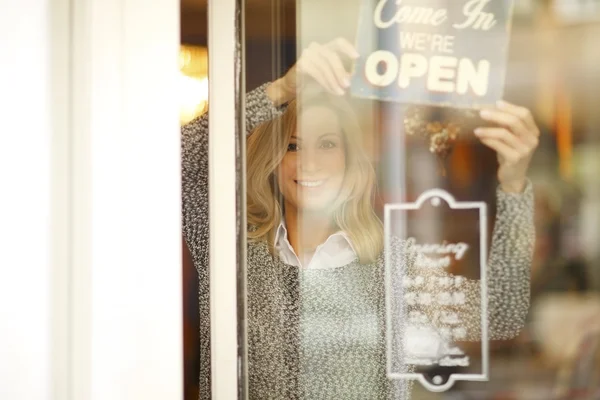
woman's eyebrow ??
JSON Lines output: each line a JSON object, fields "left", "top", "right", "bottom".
{"left": 291, "top": 132, "right": 341, "bottom": 141}
{"left": 319, "top": 132, "right": 342, "bottom": 139}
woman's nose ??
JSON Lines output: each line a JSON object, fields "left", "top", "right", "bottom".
{"left": 297, "top": 149, "right": 321, "bottom": 173}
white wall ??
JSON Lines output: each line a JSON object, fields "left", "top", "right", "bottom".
{"left": 75, "top": 0, "right": 183, "bottom": 399}
{"left": 0, "top": 0, "right": 52, "bottom": 398}
{"left": 0, "top": 0, "right": 183, "bottom": 398}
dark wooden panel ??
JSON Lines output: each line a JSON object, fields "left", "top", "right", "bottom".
{"left": 181, "top": 3, "right": 296, "bottom": 45}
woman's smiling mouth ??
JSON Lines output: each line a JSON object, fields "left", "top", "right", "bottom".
{"left": 295, "top": 179, "right": 326, "bottom": 188}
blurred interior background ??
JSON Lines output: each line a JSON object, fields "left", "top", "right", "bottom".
{"left": 179, "top": 0, "right": 600, "bottom": 399}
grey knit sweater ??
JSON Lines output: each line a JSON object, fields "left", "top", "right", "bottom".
{"left": 181, "top": 84, "right": 535, "bottom": 399}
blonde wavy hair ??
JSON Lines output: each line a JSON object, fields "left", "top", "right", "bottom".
{"left": 246, "top": 91, "right": 383, "bottom": 264}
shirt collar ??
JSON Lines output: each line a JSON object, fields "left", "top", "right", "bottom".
{"left": 274, "top": 220, "right": 288, "bottom": 248}
{"left": 273, "top": 219, "right": 357, "bottom": 255}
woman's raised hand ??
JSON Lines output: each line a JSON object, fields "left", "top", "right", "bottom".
{"left": 475, "top": 101, "right": 540, "bottom": 193}
{"left": 266, "top": 38, "right": 360, "bottom": 106}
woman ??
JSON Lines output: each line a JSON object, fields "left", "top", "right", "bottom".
{"left": 182, "top": 38, "right": 538, "bottom": 399}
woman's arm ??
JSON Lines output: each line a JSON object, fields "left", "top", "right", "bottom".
{"left": 461, "top": 182, "right": 535, "bottom": 340}
{"left": 398, "top": 184, "right": 534, "bottom": 344}
{"left": 400, "top": 97, "right": 540, "bottom": 342}
{"left": 464, "top": 99, "right": 540, "bottom": 339}
{"left": 181, "top": 82, "right": 285, "bottom": 267}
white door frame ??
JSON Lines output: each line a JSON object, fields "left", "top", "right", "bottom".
{"left": 208, "top": 0, "right": 245, "bottom": 398}
{"left": 0, "top": 1, "right": 64, "bottom": 398}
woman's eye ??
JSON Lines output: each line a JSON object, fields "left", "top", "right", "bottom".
{"left": 287, "top": 143, "right": 299, "bottom": 152}
{"left": 320, "top": 140, "right": 337, "bottom": 149}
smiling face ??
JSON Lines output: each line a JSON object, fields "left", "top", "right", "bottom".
{"left": 277, "top": 105, "right": 347, "bottom": 215}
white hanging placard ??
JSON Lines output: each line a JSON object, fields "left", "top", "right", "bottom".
{"left": 384, "top": 189, "right": 488, "bottom": 392}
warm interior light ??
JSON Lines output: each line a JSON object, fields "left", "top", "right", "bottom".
{"left": 179, "top": 45, "right": 208, "bottom": 125}
{"left": 179, "top": 75, "right": 208, "bottom": 125}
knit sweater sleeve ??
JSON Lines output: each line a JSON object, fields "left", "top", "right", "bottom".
{"left": 403, "top": 181, "right": 535, "bottom": 342}
{"left": 180, "top": 82, "right": 284, "bottom": 399}
{"left": 463, "top": 181, "right": 535, "bottom": 340}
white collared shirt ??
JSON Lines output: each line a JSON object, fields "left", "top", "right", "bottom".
{"left": 274, "top": 221, "right": 358, "bottom": 269}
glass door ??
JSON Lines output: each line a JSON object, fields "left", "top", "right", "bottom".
{"left": 194, "top": 0, "right": 600, "bottom": 398}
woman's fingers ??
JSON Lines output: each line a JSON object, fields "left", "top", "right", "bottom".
{"left": 477, "top": 136, "right": 522, "bottom": 164}
{"left": 475, "top": 126, "right": 539, "bottom": 165}
{"left": 297, "top": 39, "right": 358, "bottom": 95}
{"left": 326, "top": 37, "right": 360, "bottom": 60}
{"left": 496, "top": 100, "right": 539, "bottom": 134}
{"left": 475, "top": 127, "right": 524, "bottom": 152}
{"left": 299, "top": 55, "right": 343, "bottom": 95}
{"left": 479, "top": 108, "right": 529, "bottom": 137}
{"left": 315, "top": 45, "right": 351, "bottom": 89}
{"left": 480, "top": 101, "right": 540, "bottom": 144}
{"left": 475, "top": 102, "right": 540, "bottom": 192}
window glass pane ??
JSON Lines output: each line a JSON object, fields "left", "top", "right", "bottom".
{"left": 228, "top": 0, "right": 600, "bottom": 398}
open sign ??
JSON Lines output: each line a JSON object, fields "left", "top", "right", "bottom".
{"left": 351, "top": 0, "right": 515, "bottom": 108}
